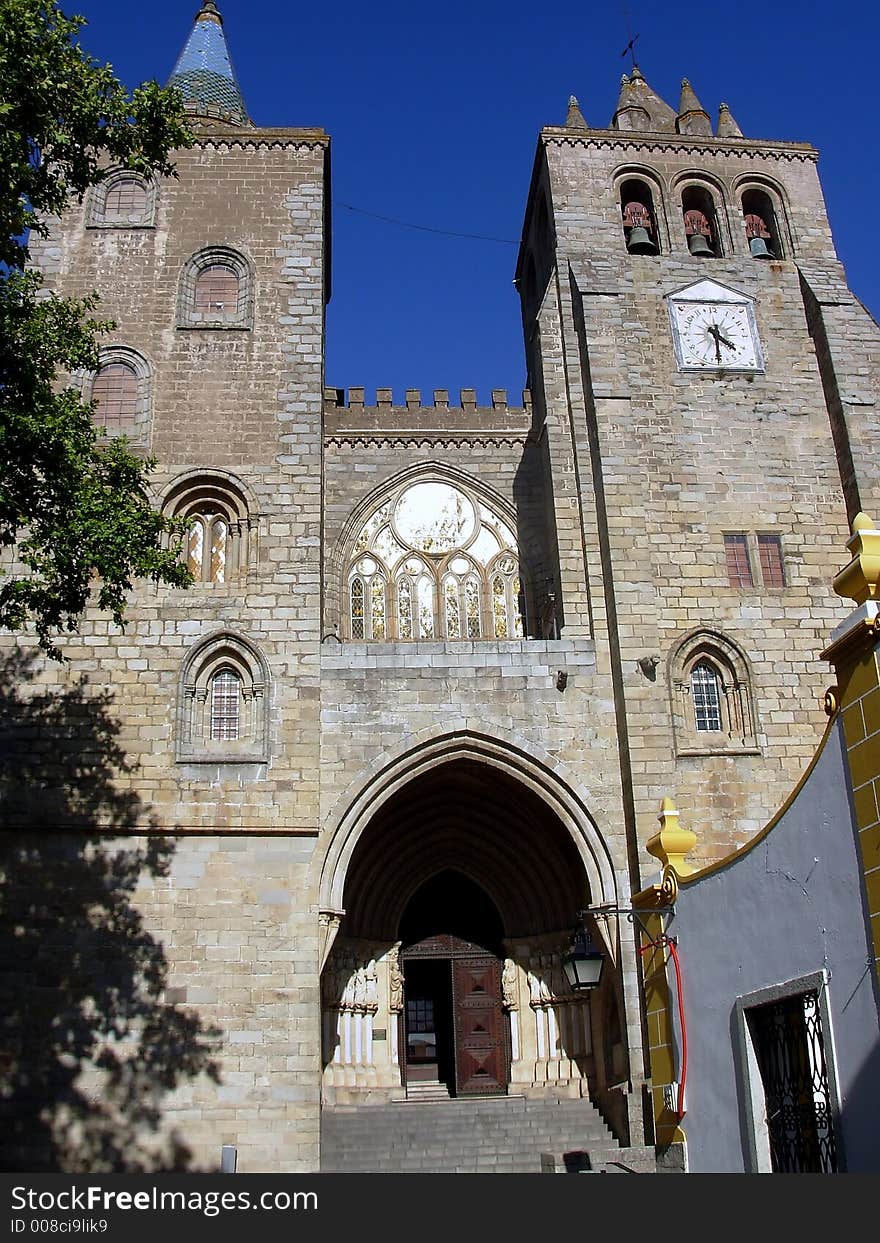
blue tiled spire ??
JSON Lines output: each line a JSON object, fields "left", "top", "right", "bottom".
{"left": 167, "top": 2, "right": 250, "bottom": 126}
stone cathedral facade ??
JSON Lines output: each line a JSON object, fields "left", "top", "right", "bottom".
{"left": 7, "top": 3, "right": 880, "bottom": 1172}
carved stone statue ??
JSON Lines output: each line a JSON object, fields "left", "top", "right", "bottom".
{"left": 502, "top": 958, "right": 518, "bottom": 1010}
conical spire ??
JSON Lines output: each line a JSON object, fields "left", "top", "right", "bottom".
{"left": 717, "top": 102, "right": 744, "bottom": 138}
{"left": 565, "top": 95, "right": 588, "bottom": 129}
{"left": 168, "top": 2, "right": 250, "bottom": 127}
{"left": 611, "top": 65, "right": 676, "bottom": 133}
{"left": 676, "top": 78, "right": 712, "bottom": 136}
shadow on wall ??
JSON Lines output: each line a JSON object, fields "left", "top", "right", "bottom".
{"left": 0, "top": 650, "right": 220, "bottom": 1172}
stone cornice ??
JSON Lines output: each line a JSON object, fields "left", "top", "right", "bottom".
{"left": 191, "top": 126, "right": 329, "bottom": 151}
{"left": 541, "top": 125, "right": 818, "bottom": 163}
{"left": 325, "top": 432, "right": 530, "bottom": 450}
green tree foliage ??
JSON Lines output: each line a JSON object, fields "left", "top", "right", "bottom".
{"left": 0, "top": 0, "right": 193, "bottom": 657}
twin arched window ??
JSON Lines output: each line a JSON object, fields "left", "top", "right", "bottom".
{"left": 346, "top": 480, "right": 525, "bottom": 641}
{"left": 164, "top": 473, "right": 256, "bottom": 584}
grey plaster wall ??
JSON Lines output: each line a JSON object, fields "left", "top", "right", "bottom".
{"left": 666, "top": 719, "right": 880, "bottom": 1172}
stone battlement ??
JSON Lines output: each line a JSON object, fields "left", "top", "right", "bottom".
{"left": 324, "top": 387, "right": 531, "bottom": 419}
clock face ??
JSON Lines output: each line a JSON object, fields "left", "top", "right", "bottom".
{"left": 670, "top": 299, "right": 763, "bottom": 372}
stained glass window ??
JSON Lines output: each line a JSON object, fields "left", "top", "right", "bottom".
{"left": 371, "top": 576, "right": 386, "bottom": 639}
{"left": 444, "top": 576, "right": 461, "bottom": 639}
{"left": 346, "top": 481, "right": 525, "bottom": 640}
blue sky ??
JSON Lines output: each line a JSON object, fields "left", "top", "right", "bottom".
{"left": 73, "top": 0, "right": 879, "bottom": 403}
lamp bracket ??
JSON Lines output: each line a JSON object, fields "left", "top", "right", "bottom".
{"left": 577, "top": 903, "right": 675, "bottom": 942}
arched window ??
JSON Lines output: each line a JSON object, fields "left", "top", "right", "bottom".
{"left": 88, "top": 347, "right": 151, "bottom": 445}
{"left": 670, "top": 631, "right": 758, "bottom": 756}
{"left": 194, "top": 264, "right": 240, "bottom": 317}
{"left": 741, "top": 188, "right": 782, "bottom": 260}
{"left": 164, "top": 473, "right": 256, "bottom": 585}
{"left": 178, "top": 632, "right": 269, "bottom": 763}
{"left": 92, "top": 363, "right": 138, "bottom": 435}
{"left": 344, "top": 479, "right": 526, "bottom": 641}
{"left": 210, "top": 668, "right": 241, "bottom": 740}
{"left": 620, "top": 178, "right": 659, "bottom": 254}
{"left": 88, "top": 170, "right": 155, "bottom": 227}
{"left": 682, "top": 185, "right": 721, "bottom": 258}
{"left": 177, "top": 246, "right": 254, "bottom": 330}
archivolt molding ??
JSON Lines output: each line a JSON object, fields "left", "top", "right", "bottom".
{"left": 316, "top": 723, "right": 622, "bottom": 928}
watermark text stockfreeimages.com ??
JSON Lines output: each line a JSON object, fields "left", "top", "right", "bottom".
{"left": 11, "top": 1185, "right": 317, "bottom": 1220}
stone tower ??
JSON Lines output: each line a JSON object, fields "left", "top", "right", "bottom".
{"left": 515, "top": 69, "right": 880, "bottom": 879}
{"left": 5, "top": 14, "right": 879, "bottom": 1174}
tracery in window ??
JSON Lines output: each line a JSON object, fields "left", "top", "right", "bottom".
{"left": 164, "top": 473, "right": 257, "bottom": 585}
{"left": 345, "top": 480, "right": 525, "bottom": 641}
{"left": 670, "top": 631, "right": 758, "bottom": 756}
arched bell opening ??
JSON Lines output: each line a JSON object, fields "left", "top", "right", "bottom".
{"left": 741, "top": 188, "right": 780, "bottom": 259}
{"left": 620, "top": 178, "right": 659, "bottom": 255}
{"left": 319, "top": 756, "right": 632, "bottom": 1130}
{"left": 682, "top": 184, "right": 721, "bottom": 257}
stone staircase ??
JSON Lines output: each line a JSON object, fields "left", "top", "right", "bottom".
{"left": 320, "top": 1095, "right": 657, "bottom": 1173}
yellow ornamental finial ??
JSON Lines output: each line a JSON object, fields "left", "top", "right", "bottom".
{"left": 833, "top": 512, "right": 880, "bottom": 605}
{"left": 646, "top": 797, "right": 697, "bottom": 877}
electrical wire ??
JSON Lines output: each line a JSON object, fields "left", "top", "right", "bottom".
{"left": 333, "top": 200, "right": 519, "bottom": 245}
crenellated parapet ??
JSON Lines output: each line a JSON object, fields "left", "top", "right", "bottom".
{"left": 324, "top": 387, "right": 532, "bottom": 448}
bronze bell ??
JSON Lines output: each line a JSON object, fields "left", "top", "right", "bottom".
{"left": 622, "top": 201, "right": 658, "bottom": 255}
{"left": 684, "top": 208, "right": 714, "bottom": 257}
{"left": 688, "top": 231, "right": 714, "bottom": 257}
{"left": 745, "top": 213, "right": 774, "bottom": 259}
{"left": 748, "top": 235, "right": 774, "bottom": 259}
{"left": 627, "top": 226, "right": 658, "bottom": 255}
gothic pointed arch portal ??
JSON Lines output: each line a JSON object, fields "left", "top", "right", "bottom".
{"left": 320, "top": 748, "right": 634, "bottom": 1120}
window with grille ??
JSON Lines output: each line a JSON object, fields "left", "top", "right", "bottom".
{"left": 89, "top": 172, "right": 154, "bottom": 227}
{"left": 178, "top": 633, "right": 268, "bottom": 763}
{"left": 92, "top": 363, "right": 139, "bottom": 435}
{"left": 724, "top": 534, "right": 753, "bottom": 588}
{"left": 194, "top": 265, "right": 240, "bottom": 316}
{"left": 758, "top": 533, "right": 785, "bottom": 587}
{"left": 104, "top": 179, "right": 148, "bottom": 220}
{"left": 691, "top": 661, "right": 723, "bottom": 731}
{"left": 178, "top": 248, "right": 253, "bottom": 330}
{"left": 747, "top": 990, "right": 838, "bottom": 1173}
{"left": 210, "top": 669, "right": 241, "bottom": 740}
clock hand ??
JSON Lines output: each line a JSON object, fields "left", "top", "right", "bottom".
{"left": 707, "top": 322, "right": 722, "bottom": 362}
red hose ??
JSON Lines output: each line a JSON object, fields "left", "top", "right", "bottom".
{"left": 667, "top": 939, "right": 687, "bottom": 1119}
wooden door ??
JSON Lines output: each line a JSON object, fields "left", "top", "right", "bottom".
{"left": 451, "top": 954, "right": 507, "bottom": 1096}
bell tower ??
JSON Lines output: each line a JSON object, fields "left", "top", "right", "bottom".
{"left": 516, "top": 66, "right": 880, "bottom": 871}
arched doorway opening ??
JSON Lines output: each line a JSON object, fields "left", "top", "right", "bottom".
{"left": 320, "top": 754, "right": 631, "bottom": 1122}
{"left": 400, "top": 871, "right": 506, "bottom": 1097}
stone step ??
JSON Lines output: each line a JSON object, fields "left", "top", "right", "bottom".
{"left": 321, "top": 1094, "right": 652, "bottom": 1174}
